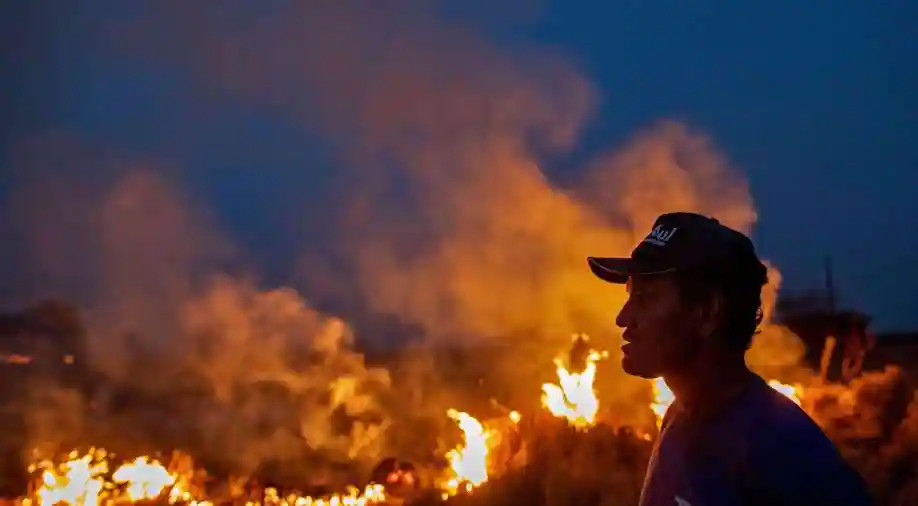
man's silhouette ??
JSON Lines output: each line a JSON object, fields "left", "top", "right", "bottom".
{"left": 588, "top": 212, "right": 871, "bottom": 506}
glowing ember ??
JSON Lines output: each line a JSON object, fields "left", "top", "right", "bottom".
{"left": 441, "top": 409, "right": 491, "bottom": 498}
{"left": 541, "top": 336, "right": 607, "bottom": 429}
{"left": 1, "top": 353, "right": 33, "bottom": 364}
{"left": 650, "top": 377, "right": 675, "bottom": 429}
{"left": 768, "top": 379, "right": 803, "bottom": 406}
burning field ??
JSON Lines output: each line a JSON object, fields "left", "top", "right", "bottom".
{"left": 3, "top": 312, "right": 918, "bottom": 506}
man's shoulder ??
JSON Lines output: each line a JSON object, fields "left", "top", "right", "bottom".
{"left": 752, "top": 379, "right": 827, "bottom": 440}
{"left": 645, "top": 376, "right": 871, "bottom": 506}
{"left": 710, "top": 376, "right": 844, "bottom": 470}
{"left": 667, "top": 376, "right": 822, "bottom": 455}
{"left": 728, "top": 375, "right": 819, "bottom": 434}
{"left": 735, "top": 378, "right": 872, "bottom": 504}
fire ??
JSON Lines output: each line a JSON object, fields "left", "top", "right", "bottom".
{"left": 26, "top": 449, "right": 108, "bottom": 506}
{"left": 18, "top": 448, "right": 386, "bottom": 506}
{"left": 23, "top": 449, "right": 187, "bottom": 506}
{"left": 441, "top": 409, "right": 491, "bottom": 498}
{"left": 650, "top": 377, "right": 675, "bottom": 429}
{"left": 1, "top": 353, "right": 33, "bottom": 364}
{"left": 767, "top": 379, "right": 803, "bottom": 406}
{"left": 541, "top": 335, "right": 607, "bottom": 429}
{"left": 111, "top": 456, "right": 175, "bottom": 501}
{"left": 259, "top": 485, "right": 386, "bottom": 506}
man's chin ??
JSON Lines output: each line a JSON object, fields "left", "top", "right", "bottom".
{"left": 621, "top": 356, "right": 659, "bottom": 379}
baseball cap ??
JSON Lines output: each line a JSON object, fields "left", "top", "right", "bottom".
{"left": 588, "top": 212, "right": 765, "bottom": 284}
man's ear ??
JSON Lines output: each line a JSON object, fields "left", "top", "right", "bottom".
{"left": 698, "top": 293, "right": 725, "bottom": 339}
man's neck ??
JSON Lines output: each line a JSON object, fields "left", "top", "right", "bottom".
{"left": 663, "top": 353, "right": 754, "bottom": 416}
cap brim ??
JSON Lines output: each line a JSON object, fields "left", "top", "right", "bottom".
{"left": 587, "top": 257, "right": 631, "bottom": 284}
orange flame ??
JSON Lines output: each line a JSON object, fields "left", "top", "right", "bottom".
{"left": 541, "top": 336, "right": 607, "bottom": 429}
{"left": 259, "top": 484, "right": 386, "bottom": 506}
{"left": 27, "top": 449, "right": 108, "bottom": 506}
{"left": 441, "top": 409, "right": 491, "bottom": 498}
{"left": 19, "top": 448, "right": 386, "bottom": 506}
{"left": 111, "top": 456, "right": 174, "bottom": 501}
{"left": 1, "top": 353, "right": 33, "bottom": 365}
{"left": 767, "top": 379, "right": 803, "bottom": 406}
{"left": 650, "top": 377, "right": 675, "bottom": 429}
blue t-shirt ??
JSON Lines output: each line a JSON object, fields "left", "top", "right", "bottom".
{"left": 639, "top": 374, "right": 872, "bottom": 506}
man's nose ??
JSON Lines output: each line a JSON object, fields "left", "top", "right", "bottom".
{"left": 616, "top": 298, "right": 632, "bottom": 329}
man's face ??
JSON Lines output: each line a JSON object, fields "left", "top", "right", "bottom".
{"left": 615, "top": 274, "right": 697, "bottom": 378}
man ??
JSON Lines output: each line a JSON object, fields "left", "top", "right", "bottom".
{"left": 588, "top": 212, "right": 871, "bottom": 506}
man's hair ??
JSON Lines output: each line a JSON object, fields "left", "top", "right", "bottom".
{"left": 672, "top": 260, "right": 769, "bottom": 351}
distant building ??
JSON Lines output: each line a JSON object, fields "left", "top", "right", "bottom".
{"left": 0, "top": 299, "right": 88, "bottom": 381}
{"left": 774, "top": 290, "right": 873, "bottom": 383}
{"left": 774, "top": 289, "right": 918, "bottom": 384}
{"left": 865, "top": 331, "right": 918, "bottom": 384}
{"left": 0, "top": 300, "right": 91, "bottom": 496}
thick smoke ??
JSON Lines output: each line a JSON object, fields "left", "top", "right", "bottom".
{"left": 803, "top": 366, "right": 918, "bottom": 504}
{"left": 16, "top": 277, "right": 394, "bottom": 490}
{"left": 0, "top": 1, "right": 827, "bottom": 497}
{"left": 113, "top": 2, "right": 801, "bottom": 415}
{"left": 1, "top": 135, "right": 231, "bottom": 381}
{"left": 578, "top": 122, "right": 805, "bottom": 375}
{"left": 749, "top": 265, "right": 810, "bottom": 376}
{"left": 167, "top": 276, "right": 391, "bottom": 484}
{"left": 577, "top": 120, "right": 757, "bottom": 234}
{"left": 1, "top": 136, "right": 394, "bottom": 488}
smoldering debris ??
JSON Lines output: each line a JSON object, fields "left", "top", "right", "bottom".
{"left": 805, "top": 366, "right": 918, "bottom": 504}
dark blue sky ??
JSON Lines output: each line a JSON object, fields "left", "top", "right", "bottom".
{"left": 526, "top": 0, "right": 918, "bottom": 330}
{"left": 2, "top": 1, "right": 916, "bottom": 331}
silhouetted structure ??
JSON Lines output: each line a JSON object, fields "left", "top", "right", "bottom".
{"left": 865, "top": 331, "right": 918, "bottom": 383}
{"left": 0, "top": 300, "right": 90, "bottom": 496}
{"left": 775, "top": 290, "right": 873, "bottom": 383}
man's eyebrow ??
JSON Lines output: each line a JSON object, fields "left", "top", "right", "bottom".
{"left": 630, "top": 279, "right": 657, "bottom": 294}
